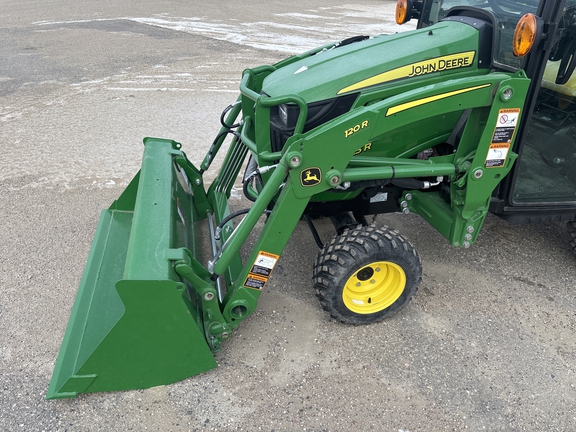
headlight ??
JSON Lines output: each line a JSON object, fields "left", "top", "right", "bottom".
{"left": 277, "top": 95, "right": 358, "bottom": 130}
{"left": 270, "top": 94, "right": 359, "bottom": 152}
{"left": 278, "top": 103, "right": 300, "bottom": 128}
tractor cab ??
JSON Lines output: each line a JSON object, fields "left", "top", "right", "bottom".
{"left": 405, "top": 0, "right": 576, "bottom": 221}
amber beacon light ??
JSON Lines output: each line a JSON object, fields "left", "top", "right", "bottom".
{"left": 396, "top": 0, "right": 413, "bottom": 25}
{"left": 513, "top": 13, "right": 541, "bottom": 57}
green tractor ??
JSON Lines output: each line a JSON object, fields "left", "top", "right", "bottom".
{"left": 48, "top": 0, "right": 576, "bottom": 398}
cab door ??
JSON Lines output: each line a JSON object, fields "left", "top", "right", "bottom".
{"left": 510, "top": 0, "right": 576, "bottom": 206}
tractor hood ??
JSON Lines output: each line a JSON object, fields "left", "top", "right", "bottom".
{"left": 261, "top": 20, "right": 487, "bottom": 103}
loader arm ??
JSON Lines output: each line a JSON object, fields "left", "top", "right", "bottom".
{"left": 207, "top": 68, "right": 529, "bottom": 347}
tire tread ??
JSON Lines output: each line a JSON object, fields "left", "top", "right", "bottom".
{"left": 313, "top": 224, "right": 422, "bottom": 325}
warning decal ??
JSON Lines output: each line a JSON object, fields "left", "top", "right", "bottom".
{"left": 243, "top": 251, "right": 280, "bottom": 290}
{"left": 486, "top": 143, "right": 510, "bottom": 168}
{"left": 487, "top": 108, "right": 520, "bottom": 168}
{"left": 250, "top": 252, "right": 279, "bottom": 277}
{"left": 244, "top": 274, "right": 268, "bottom": 290}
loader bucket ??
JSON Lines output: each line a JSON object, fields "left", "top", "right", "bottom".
{"left": 47, "top": 138, "right": 217, "bottom": 399}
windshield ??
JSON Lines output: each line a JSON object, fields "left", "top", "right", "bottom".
{"left": 420, "top": 0, "right": 540, "bottom": 69}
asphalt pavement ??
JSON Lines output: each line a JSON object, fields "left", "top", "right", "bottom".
{"left": 1, "top": 1, "right": 575, "bottom": 431}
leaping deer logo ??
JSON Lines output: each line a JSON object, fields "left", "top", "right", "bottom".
{"left": 301, "top": 167, "right": 321, "bottom": 186}
{"left": 304, "top": 170, "right": 319, "bottom": 182}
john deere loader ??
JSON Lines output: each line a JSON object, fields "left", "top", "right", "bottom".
{"left": 47, "top": 0, "right": 576, "bottom": 398}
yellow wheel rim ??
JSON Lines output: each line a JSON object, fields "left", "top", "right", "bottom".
{"left": 342, "top": 261, "right": 406, "bottom": 314}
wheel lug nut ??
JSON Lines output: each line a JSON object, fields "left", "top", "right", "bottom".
{"left": 370, "top": 279, "right": 375, "bottom": 284}
{"left": 356, "top": 282, "right": 361, "bottom": 287}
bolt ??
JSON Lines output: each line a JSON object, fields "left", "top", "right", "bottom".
{"left": 330, "top": 175, "right": 340, "bottom": 186}
{"left": 465, "top": 233, "right": 472, "bottom": 241}
{"left": 401, "top": 200, "right": 408, "bottom": 208}
{"left": 402, "top": 208, "right": 410, "bottom": 214}
{"left": 290, "top": 156, "right": 301, "bottom": 167}
{"left": 473, "top": 169, "right": 483, "bottom": 179}
{"left": 405, "top": 193, "right": 412, "bottom": 201}
{"left": 502, "top": 88, "right": 513, "bottom": 101}
{"left": 221, "top": 332, "right": 229, "bottom": 339}
{"left": 463, "top": 241, "right": 471, "bottom": 249}
{"left": 195, "top": 178, "right": 202, "bottom": 186}
{"left": 466, "top": 226, "right": 475, "bottom": 233}
{"left": 370, "top": 279, "right": 376, "bottom": 284}
{"left": 204, "top": 292, "right": 214, "bottom": 301}
{"left": 375, "top": 267, "right": 380, "bottom": 272}
{"left": 342, "top": 181, "right": 351, "bottom": 189}
{"left": 356, "top": 282, "right": 362, "bottom": 287}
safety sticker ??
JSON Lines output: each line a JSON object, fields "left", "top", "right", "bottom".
{"left": 250, "top": 251, "right": 279, "bottom": 277}
{"left": 492, "top": 108, "right": 520, "bottom": 144}
{"left": 244, "top": 274, "right": 268, "bottom": 290}
{"left": 243, "top": 251, "right": 280, "bottom": 290}
{"left": 485, "top": 143, "right": 510, "bottom": 168}
{"left": 486, "top": 108, "right": 520, "bottom": 168}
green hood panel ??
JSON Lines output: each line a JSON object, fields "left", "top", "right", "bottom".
{"left": 262, "top": 21, "right": 483, "bottom": 102}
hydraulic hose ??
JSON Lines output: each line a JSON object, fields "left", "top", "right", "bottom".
{"left": 201, "top": 129, "right": 242, "bottom": 174}
{"left": 214, "top": 209, "right": 272, "bottom": 241}
{"left": 242, "top": 163, "right": 278, "bottom": 202}
{"left": 220, "top": 101, "right": 242, "bottom": 129}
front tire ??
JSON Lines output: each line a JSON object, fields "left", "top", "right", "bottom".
{"left": 313, "top": 225, "right": 422, "bottom": 324}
